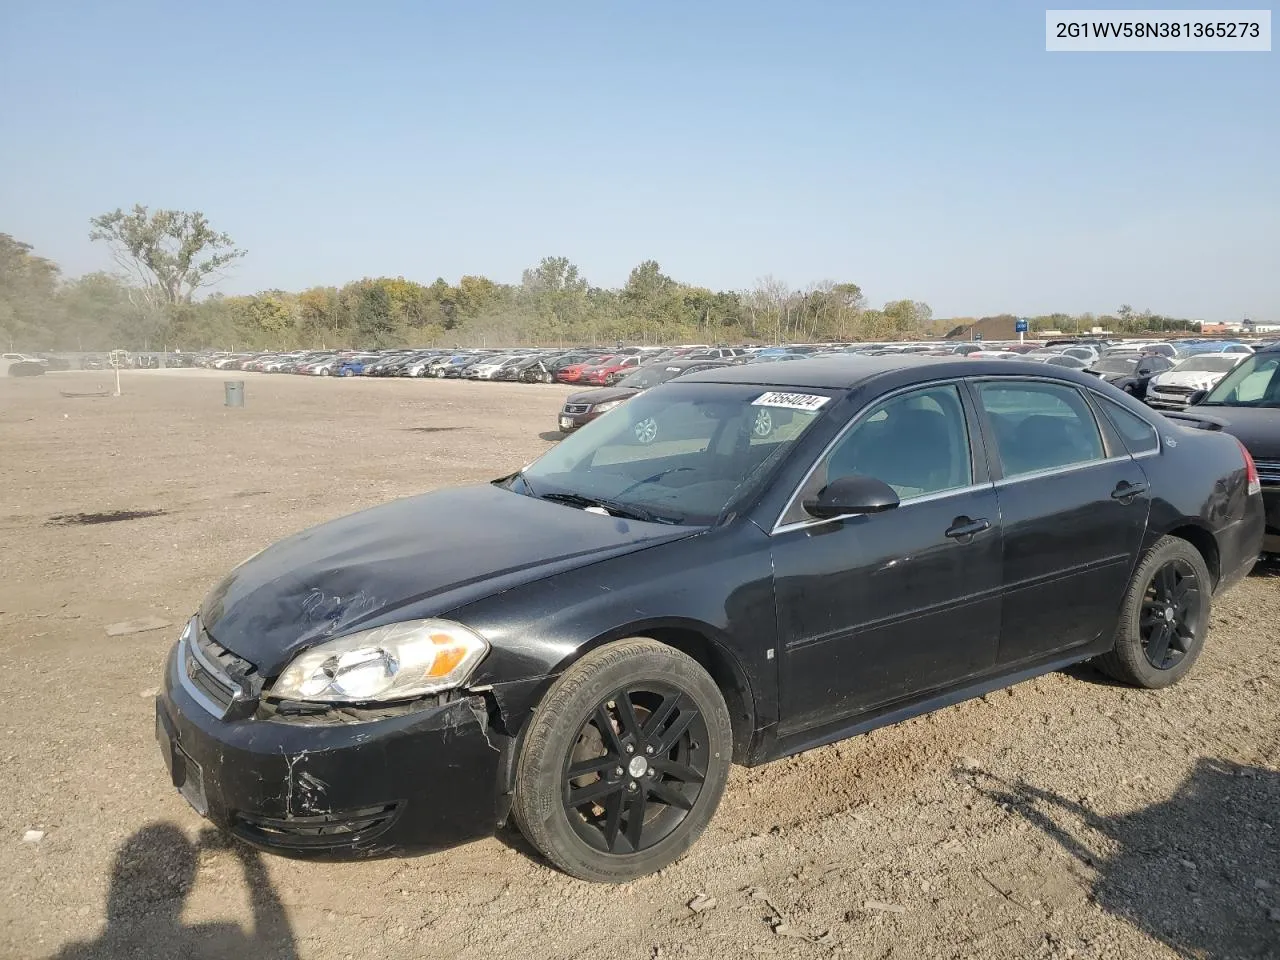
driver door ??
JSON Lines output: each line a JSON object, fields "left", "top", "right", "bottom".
{"left": 770, "top": 382, "right": 1003, "bottom": 735}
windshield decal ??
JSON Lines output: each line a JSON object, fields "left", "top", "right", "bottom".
{"left": 752, "top": 391, "right": 830, "bottom": 411}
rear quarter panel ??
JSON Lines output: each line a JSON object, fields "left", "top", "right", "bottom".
{"left": 1139, "top": 416, "right": 1260, "bottom": 583}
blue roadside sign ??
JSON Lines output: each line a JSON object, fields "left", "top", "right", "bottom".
{"left": 1015, "top": 318, "right": 1029, "bottom": 333}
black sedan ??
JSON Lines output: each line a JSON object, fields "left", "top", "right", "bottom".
{"left": 1086, "top": 354, "right": 1174, "bottom": 400}
{"left": 156, "top": 356, "right": 1264, "bottom": 882}
{"left": 557, "top": 358, "right": 736, "bottom": 433}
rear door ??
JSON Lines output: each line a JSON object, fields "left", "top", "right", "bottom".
{"left": 972, "top": 378, "right": 1151, "bottom": 666}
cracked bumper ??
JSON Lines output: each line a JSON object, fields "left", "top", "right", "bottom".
{"left": 156, "top": 644, "right": 504, "bottom": 856}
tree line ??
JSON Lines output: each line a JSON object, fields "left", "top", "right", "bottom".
{"left": 0, "top": 207, "right": 1203, "bottom": 353}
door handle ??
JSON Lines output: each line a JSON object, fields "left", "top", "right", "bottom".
{"left": 945, "top": 517, "right": 990, "bottom": 540}
{"left": 1111, "top": 480, "right": 1150, "bottom": 501}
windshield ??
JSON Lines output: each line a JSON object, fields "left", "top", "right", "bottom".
{"left": 1200, "top": 353, "right": 1280, "bottom": 407}
{"left": 1091, "top": 357, "right": 1138, "bottom": 374}
{"left": 511, "top": 382, "right": 832, "bottom": 524}
{"left": 1172, "top": 356, "right": 1240, "bottom": 374}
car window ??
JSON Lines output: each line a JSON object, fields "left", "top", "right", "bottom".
{"left": 1046, "top": 355, "right": 1088, "bottom": 369}
{"left": 978, "top": 381, "right": 1105, "bottom": 478}
{"left": 1096, "top": 396, "right": 1159, "bottom": 455}
{"left": 1135, "top": 357, "right": 1172, "bottom": 376}
{"left": 787, "top": 385, "right": 972, "bottom": 519}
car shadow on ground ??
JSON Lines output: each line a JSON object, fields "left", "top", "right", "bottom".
{"left": 51, "top": 823, "right": 298, "bottom": 960}
{"left": 969, "top": 758, "right": 1279, "bottom": 959}
{"left": 537, "top": 431, "right": 566, "bottom": 442}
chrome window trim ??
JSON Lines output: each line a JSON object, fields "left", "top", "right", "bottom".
{"left": 993, "top": 453, "right": 1132, "bottom": 488}
{"left": 769, "top": 379, "right": 975, "bottom": 535}
{"left": 772, "top": 481, "right": 992, "bottom": 535}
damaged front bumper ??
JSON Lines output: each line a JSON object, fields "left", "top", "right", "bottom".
{"left": 156, "top": 643, "right": 506, "bottom": 856}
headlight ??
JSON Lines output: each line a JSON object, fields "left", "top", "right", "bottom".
{"left": 592, "top": 399, "right": 625, "bottom": 413}
{"left": 271, "top": 619, "right": 489, "bottom": 704}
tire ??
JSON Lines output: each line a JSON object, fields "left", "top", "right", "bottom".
{"left": 1095, "top": 536, "right": 1212, "bottom": 689}
{"left": 512, "top": 639, "right": 732, "bottom": 883}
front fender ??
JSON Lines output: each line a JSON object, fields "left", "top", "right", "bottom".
{"left": 447, "top": 523, "right": 780, "bottom": 747}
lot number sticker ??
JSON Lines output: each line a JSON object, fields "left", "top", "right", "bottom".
{"left": 752, "top": 391, "right": 831, "bottom": 412}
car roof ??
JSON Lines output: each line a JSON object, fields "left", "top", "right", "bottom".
{"left": 676, "top": 353, "right": 1109, "bottom": 393}
{"left": 663, "top": 358, "right": 735, "bottom": 369}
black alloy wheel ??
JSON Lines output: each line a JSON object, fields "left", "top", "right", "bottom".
{"left": 562, "top": 685, "right": 709, "bottom": 855}
{"left": 1096, "top": 535, "right": 1212, "bottom": 689}
{"left": 1140, "top": 558, "right": 1202, "bottom": 670}
{"left": 512, "top": 639, "right": 732, "bottom": 882}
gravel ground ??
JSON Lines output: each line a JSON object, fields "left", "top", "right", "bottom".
{"left": 1, "top": 369, "right": 1277, "bottom": 960}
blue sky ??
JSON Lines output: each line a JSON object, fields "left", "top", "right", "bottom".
{"left": 0, "top": 1, "right": 1274, "bottom": 319}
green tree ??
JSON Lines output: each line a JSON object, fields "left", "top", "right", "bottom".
{"left": 0, "top": 233, "right": 61, "bottom": 349}
{"left": 89, "top": 205, "right": 245, "bottom": 309}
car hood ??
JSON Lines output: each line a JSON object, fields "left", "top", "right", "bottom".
{"left": 1153, "top": 370, "right": 1227, "bottom": 388}
{"left": 199, "top": 484, "right": 698, "bottom": 676}
{"left": 567, "top": 386, "right": 641, "bottom": 406}
{"left": 1172, "top": 406, "right": 1280, "bottom": 460}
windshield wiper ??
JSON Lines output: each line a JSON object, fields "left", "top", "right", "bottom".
{"left": 538, "top": 492, "right": 681, "bottom": 525}
{"left": 614, "top": 467, "right": 695, "bottom": 498}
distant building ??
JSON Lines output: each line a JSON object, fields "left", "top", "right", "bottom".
{"left": 1242, "top": 318, "right": 1280, "bottom": 335}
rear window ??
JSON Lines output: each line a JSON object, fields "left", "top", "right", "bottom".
{"left": 1096, "top": 396, "right": 1159, "bottom": 455}
{"left": 978, "top": 381, "right": 1105, "bottom": 477}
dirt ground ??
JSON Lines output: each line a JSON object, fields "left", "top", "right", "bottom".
{"left": 1, "top": 369, "right": 1277, "bottom": 960}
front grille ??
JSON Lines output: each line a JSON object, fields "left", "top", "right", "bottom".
{"left": 562, "top": 403, "right": 590, "bottom": 414}
{"left": 232, "top": 803, "right": 400, "bottom": 850}
{"left": 1155, "top": 384, "right": 1195, "bottom": 396}
{"left": 1255, "top": 458, "right": 1280, "bottom": 486}
{"left": 181, "top": 624, "right": 256, "bottom": 718}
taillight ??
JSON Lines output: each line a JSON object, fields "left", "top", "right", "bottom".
{"left": 1238, "top": 439, "right": 1261, "bottom": 496}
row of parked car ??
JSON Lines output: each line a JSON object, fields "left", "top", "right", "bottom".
{"left": 195, "top": 344, "right": 759, "bottom": 383}
{"left": 191, "top": 337, "right": 1275, "bottom": 431}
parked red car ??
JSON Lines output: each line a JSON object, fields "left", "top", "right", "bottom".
{"left": 580, "top": 355, "right": 643, "bottom": 385}
{"left": 556, "top": 355, "right": 617, "bottom": 384}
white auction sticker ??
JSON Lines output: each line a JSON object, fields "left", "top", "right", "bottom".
{"left": 752, "top": 391, "right": 831, "bottom": 411}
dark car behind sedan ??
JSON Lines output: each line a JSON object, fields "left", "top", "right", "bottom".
{"left": 157, "top": 356, "right": 1263, "bottom": 883}
{"left": 1161, "top": 343, "right": 1280, "bottom": 552}
{"left": 1086, "top": 354, "right": 1173, "bottom": 400}
{"left": 556, "top": 359, "right": 736, "bottom": 433}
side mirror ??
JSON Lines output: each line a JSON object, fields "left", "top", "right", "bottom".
{"left": 803, "top": 474, "right": 900, "bottom": 520}
{"left": 1187, "top": 389, "right": 1208, "bottom": 406}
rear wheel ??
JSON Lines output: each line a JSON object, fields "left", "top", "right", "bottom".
{"left": 1096, "top": 536, "right": 1211, "bottom": 688}
{"left": 512, "top": 639, "right": 732, "bottom": 882}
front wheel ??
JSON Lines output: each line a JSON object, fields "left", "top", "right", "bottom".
{"left": 512, "top": 639, "right": 732, "bottom": 882}
{"left": 1095, "top": 536, "right": 1211, "bottom": 689}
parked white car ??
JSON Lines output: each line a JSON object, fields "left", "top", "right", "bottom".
{"left": 465, "top": 355, "right": 521, "bottom": 380}
{"left": 1145, "top": 354, "right": 1245, "bottom": 409}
